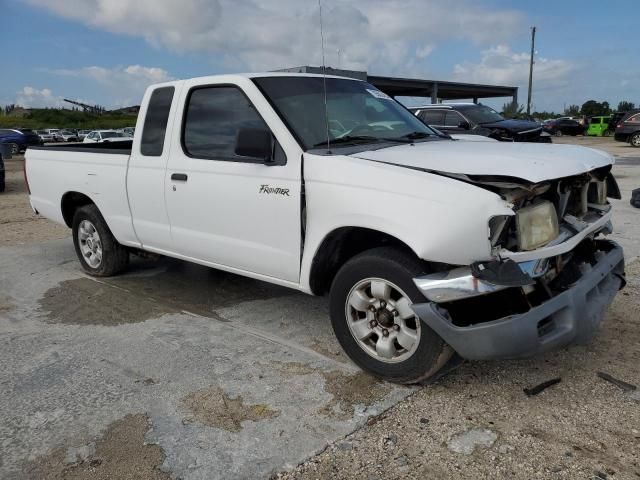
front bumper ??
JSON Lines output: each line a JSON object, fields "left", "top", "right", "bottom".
{"left": 411, "top": 241, "right": 624, "bottom": 360}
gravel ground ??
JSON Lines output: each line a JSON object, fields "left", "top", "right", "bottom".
{"left": 276, "top": 258, "right": 640, "bottom": 480}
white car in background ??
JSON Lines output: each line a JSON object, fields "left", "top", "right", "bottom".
{"left": 83, "top": 130, "right": 130, "bottom": 143}
{"left": 57, "top": 130, "right": 79, "bottom": 142}
{"left": 77, "top": 130, "right": 91, "bottom": 141}
{"left": 36, "top": 130, "right": 56, "bottom": 143}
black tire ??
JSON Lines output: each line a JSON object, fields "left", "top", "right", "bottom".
{"left": 329, "top": 247, "right": 453, "bottom": 384}
{"left": 72, "top": 204, "right": 129, "bottom": 276}
{"left": 555, "top": 130, "right": 563, "bottom": 137}
{"left": 603, "top": 129, "right": 612, "bottom": 137}
{"left": 10, "top": 143, "right": 19, "bottom": 154}
{"left": 0, "top": 170, "right": 5, "bottom": 193}
{"left": 630, "top": 132, "right": 640, "bottom": 148}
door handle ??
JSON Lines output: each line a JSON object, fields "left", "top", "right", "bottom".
{"left": 171, "top": 173, "right": 188, "bottom": 181}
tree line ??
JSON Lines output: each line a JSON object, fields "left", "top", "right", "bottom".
{"left": 502, "top": 100, "right": 637, "bottom": 120}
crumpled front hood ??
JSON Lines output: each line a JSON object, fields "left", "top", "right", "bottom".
{"left": 480, "top": 119, "right": 541, "bottom": 132}
{"left": 351, "top": 140, "right": 613, "bottom": 184}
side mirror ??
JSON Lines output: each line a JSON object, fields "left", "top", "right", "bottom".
{"left": 235, "top": 128, "right": 273, "bottom": 163}
{"left": 458, "top": 121, "right": 471, "bottom": 130}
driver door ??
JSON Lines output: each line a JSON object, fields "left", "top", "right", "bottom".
{"left": 164, "top": 81, "right": 302, "bottom": 283}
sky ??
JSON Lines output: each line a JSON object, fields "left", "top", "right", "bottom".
{"left": 1, "top": 0, "right": 638, "bottom": 113}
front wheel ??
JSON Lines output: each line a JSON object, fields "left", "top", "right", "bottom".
{"left": 630, "top": 132, "right": 640, "bottom": 148}
{"left": 603, "top": 129, "right": 612, "bottom": 137}
{"left": 329, "top": 247, "right": 453, "bottom": 384}
{"left": 72, "top": 204, "right": 129, "bottom": 276}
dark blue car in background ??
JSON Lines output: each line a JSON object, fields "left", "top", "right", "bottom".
{"left": 0, "top": 128, "right": 43, "bottom": 154}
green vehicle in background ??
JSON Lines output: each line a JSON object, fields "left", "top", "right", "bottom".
{"left": 587, "top": 116, "right": 613, "bottom": 137}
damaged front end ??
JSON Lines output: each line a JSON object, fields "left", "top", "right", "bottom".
{"left": 411, "top": 166, "right": 626, "bottom": 360}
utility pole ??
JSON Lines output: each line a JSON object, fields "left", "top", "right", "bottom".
{"left": 526, "top": 26, "right": 536, "bottom": 116}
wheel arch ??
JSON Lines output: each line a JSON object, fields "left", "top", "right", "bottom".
{"left": 308, "top": 226, "right": 422, "bottom": 296}
{"left": 61, "top": 191, "right": 96, "bottom": 227}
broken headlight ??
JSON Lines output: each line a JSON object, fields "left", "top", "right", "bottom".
{"left": 516, "top": 201, "right": 559, "bottom": 251}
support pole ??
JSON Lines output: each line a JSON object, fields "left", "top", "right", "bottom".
{"left": 527, "top": 26, "right": 536, "bottom": 116}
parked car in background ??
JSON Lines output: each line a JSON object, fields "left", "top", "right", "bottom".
{"left": 410, "top": 103, "right": 551, "bottom": 142}
{"left": 614, "top": 110, "right": 640, "bottom": 147}
{"left": 42, "top": 129, "right": 61, "bottom": 141}
{"left": 587, "top": 116, "right": 613, "bottom": 137}
{"left": 0, "top": 144, "right": 6, "bottom": 192}
{"left": 0, "top": 128, "right": 43, "bottom": 153}
{"left": 542, "top": 118, "right": 585, "bottom": 137}
{"left": 609, "top": 111, "right": 628, "bottom": 130}
{"left": 83, "top": 130, "right": 130, "bottom": 143}
{"left": 36, "top": 130, "right": 56, "bottom": 143}
{"left": 57, "top": 130, "right": 80, "bottom": 142}
{"left": 77, "top": 130, "right": 91, "bottom": 141}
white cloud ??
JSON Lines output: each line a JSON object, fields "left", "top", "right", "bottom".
{"left": 24, "top": 0, "right": 524, "bottom": 74}
{"left": 48, "top": 64, "right": 173, "bottom": 107}
{"left": 16, "top": 86, "right": 65, "bottom": 108}
{"left": 415, "top": 45, "right": 435, "bottom": 59}
{"left": 452, "top": 45, "right": 574, "bottom": 89}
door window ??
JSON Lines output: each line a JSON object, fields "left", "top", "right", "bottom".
{"left": 444, "top": 111, "right": 464, "bottom": 127}
{"left": 182, "top": 86, "right": 270, "bottom": 161}
{"left": 419, "top": 110, "right": 445, "bottom": 126}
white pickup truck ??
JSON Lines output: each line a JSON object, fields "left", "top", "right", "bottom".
{"left": 26, "top": 73, "right": 625, "bottom": 383}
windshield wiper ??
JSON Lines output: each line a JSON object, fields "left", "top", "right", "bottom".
{"left": 398, "top": 131, "right": 432, "bottom": 140}
{"left": 312, "top": 135, "right": 382, "bottom": 148}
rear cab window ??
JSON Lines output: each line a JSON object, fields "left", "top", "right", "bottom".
{"left": 141, "top": 86, "right": 175, "bottom": 156}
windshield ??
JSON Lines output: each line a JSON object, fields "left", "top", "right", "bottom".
{"left": 253, "top": 76, "right": 438, "bottom": 149}
{"left": 460, "top": 105, "right": 504, "bottom": 124}
{"left": 101, "top": 131, "right": 124, "bottom": 139}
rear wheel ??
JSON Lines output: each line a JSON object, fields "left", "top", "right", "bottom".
{"left": 603, "top": 129, "right": 612, "bottom": 137}
{"left": 329, "top": 247, "right": 453, "bottom": 384}
{"left": 555, "top": 130, "right": 563, "bottom": 137}
{"left": 630, "top": 132, "right": 640, "bottom": 148}
{"left": 72, "top": 204, "right": 129, "bottom": 276}
{"left": 0, "top": 170, "right": 5, "bottom": 193}
{"left": 10, "top": 143, "right": 19, "bottom": 154}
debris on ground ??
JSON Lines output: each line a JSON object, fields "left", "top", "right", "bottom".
{"left": 630, "top": 188, "right": 640, "bottom": 208}
{"left": 597, "top": 371, "right": 637, "bottom": 392}
{"left": 447, "top": 428, "right": 498, "bottom": 455}
{"left": 523, "top": 377, "right": 562, "bottom": 396}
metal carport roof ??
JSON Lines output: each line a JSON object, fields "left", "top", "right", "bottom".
{"left": 276, "top": 66, "right": 518, "bottom": 104}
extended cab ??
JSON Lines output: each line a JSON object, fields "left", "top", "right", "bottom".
{"left": 25, "top": 74, "right": 625, "bottom": 383}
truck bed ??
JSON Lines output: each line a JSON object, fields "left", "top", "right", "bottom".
{"left": 26, "top": 141, "right": 138, "bottom": 247}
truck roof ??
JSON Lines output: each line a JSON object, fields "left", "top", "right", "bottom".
{"left": 149, "top": 72, "right": 366, "bottom": 88}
